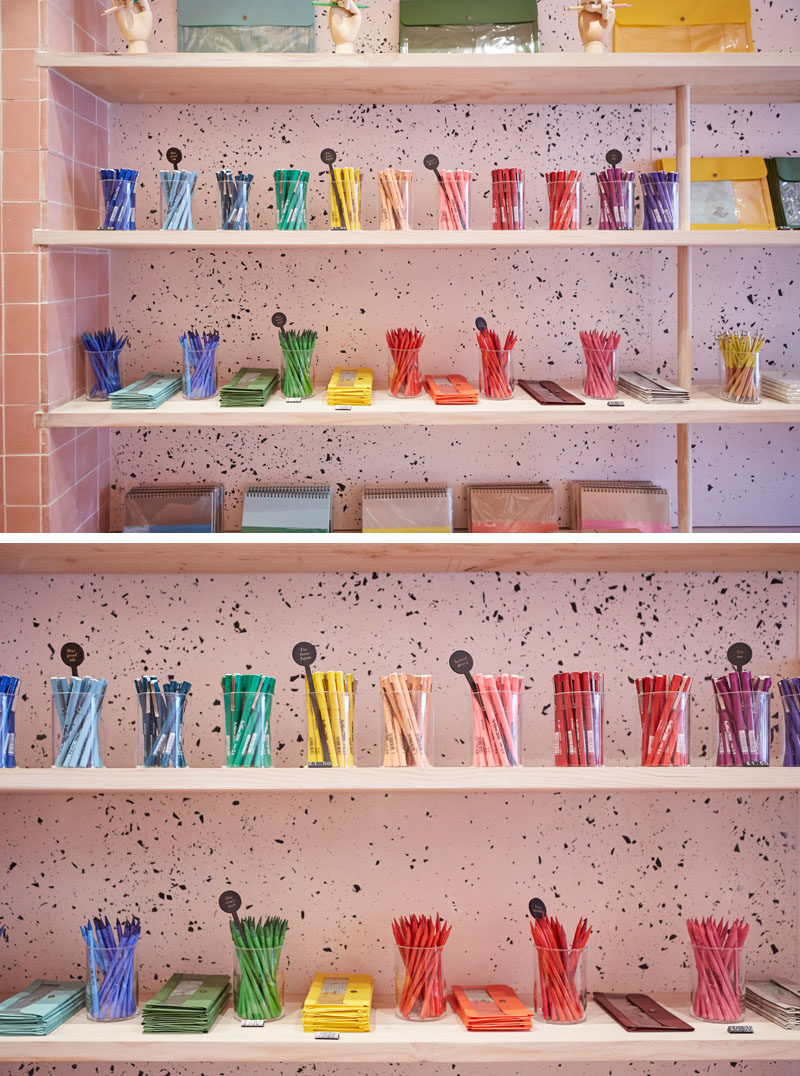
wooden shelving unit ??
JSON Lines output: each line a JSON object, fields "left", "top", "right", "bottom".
{"left": 1, "top": 998, "right": 797, "bottom": 1063}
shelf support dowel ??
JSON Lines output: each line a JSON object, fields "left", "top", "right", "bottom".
{"left": 675, "top": 84, "right": 693, "bottom": 533}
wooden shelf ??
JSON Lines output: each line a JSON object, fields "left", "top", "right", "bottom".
{"left": 3, "top": 767, "right": 800, "bottom": 794}
{"left": 2, "top": 535, "right": 799, "bottom": 575}
{"left": 1, "top": 997, "right": 797, "bottom": 1063}
{"left": 35, "top": 52, "right": 800, "bottom": 106}
{"left": 34, "top": 385, "right": 800, "bottom": 430}
{"left": 33, "top": 229, "right": 800, "bottom": 251}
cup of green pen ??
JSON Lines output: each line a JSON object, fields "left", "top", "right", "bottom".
{"left": 222, "top": 675, "right": 275, "bottom": 768}
{"left": 273, "top": 313, "right": 317, "bottom": 399}
{"left": 221, "top": 891, "right": 288, "bottom": 1023}
{"left": 275, "top": 169, "right": 309, "bottom": 231}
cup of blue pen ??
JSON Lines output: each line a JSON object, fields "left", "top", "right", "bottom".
{"left": 181, "top": 329, "right": 219, "bottom": 400}
{"left": 160, "top": 169, "right": 197, "bottom": 230}
{"left": 82, "top": 328, "right": 126, "bottom": 400}
{"left": 99, "top": 168, "right": 138, "bottom": 231}
{"left": 0, "top": 675, "right": 20, "bottom": 768}
{"left": 224, "top": 687, "right": 275, "bottom": 768}
{"left": 51, "top": 676, "right": 106, "bottom": 768}
{"left": 137, "top": 678, "right": 190, "bottom": 767}
{"left": 82, "top": 915, "right": 140, "bottom": 1022}
{"left": 218, "top": 170, "right": 254, "bottom": 231}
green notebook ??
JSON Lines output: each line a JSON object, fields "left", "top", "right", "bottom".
{"left": 142, "top": 974, "right": 230, "bottom": 1034}
{"left": 220, "top": 367, "right": 279, "bottom": 407}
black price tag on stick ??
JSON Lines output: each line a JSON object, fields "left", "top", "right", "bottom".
{"left": 60, "top": 642, "right": 85, "bottom": 677}
{"left": 271, "top": 312, "right": 287, "bottom": 330}
{"left": 727, "top": 642, "right": 753, "bottom": 674}
{"left": 475, "top": 317, "right": 488, "bottom": 332}
{"left": 321, "top": 148, "right": 346, "bottom": 231}
{"left": 606, "top": 148, "right": 623, "bottom": 167}
{"left": 218, "top": 889, "right": 246, "bottom": 942}
{"left": 529, "top": 897, "right": 547, "bottom": 920}
{"left": 166, "top": 146, "right": 183, "bottom": 171}
{"left": 320, "top": 148, "right": 337, "bottom": 167}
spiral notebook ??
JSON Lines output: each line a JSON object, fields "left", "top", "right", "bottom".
{"left": 571, "top": 481, "right": 670, "bottom": 533}
{"left": 123, "top": 484, "right": 223, "bottom": 533}
{"left": 362, "top": 486, "right": 453, "bottom": 533}
{"left": 241, "top": 485, "right": 332, "bottom": 533}
{"left": 468, "top": 484, "right": 557, "bottom": 533}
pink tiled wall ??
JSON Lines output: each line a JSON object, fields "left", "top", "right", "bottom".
{"left": 0, "top": 0, "right": 110, "bottom": 532}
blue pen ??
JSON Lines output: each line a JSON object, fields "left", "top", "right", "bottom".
{"left": 136, "top": 675, "right": 190, "bottom": 767}
{"left": 0, "top": 675, "right": 20, "bottom": 768}
{"left": 52, "top": 676, "right": 106, "bottom": 768}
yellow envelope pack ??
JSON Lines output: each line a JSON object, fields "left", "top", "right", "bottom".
{"left": 614, "top": 0, "right": 753, "bottom": 53}
{"left": 658, "top": 157, "right": 774, "bottom": 230}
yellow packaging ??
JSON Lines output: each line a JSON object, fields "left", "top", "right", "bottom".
{"left": 614, "top": 0, "right": 753, "bottom": 53}
{"left": 658, "top": 157, "right": 774, "bottom": 230}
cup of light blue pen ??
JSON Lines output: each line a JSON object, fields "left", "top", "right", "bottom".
{"left": 51, "top": 676, "right": 106, "bottom": 768}
{"left": 160, "top": 168, "right": 197, "bottom": 230}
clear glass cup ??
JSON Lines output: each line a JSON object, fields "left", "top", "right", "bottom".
{"left": 582, "top": 345, "right": 617, "bottom": 399}
{"left": 85, "top": 943, "right": 139, "bottom": 1021}
{"left": 719, "top": 344, "right": 761, "bottom": 404}
{"left": 492, "top": 170, "right": 525, "bottom": 230}
{"left": 690, "top": 945, "right": 745, "bottom": 1023}
{"left": 52, "top": 682, "right": 104, "bottom": 768}
{"left": 137, "top": 691, "right": 188, "bottom": 767}
{"left": 641, "top": 173, "right": 678, "bottom": 230}
{"left": 714, "top": 688, "right": 771, "bottom": 766}
{"left": 437, "top": 171, "right": 471, "bottom": 230}
{"left": 779, "top": 679, "right": 800, "bottom": 766}
{"left": 534, "top": 944, "right": 588, "bottom": 1023}
{"left": 85, "top": 347, "right": 124, "bottom": 400}
{"left": 280, "top": 340, "right": 315, "bottom": 399}
{"left": 478, "top": 347, "right": 515, "bottom": 400}
{"left": 305, "top": 681, "right": 356, "bottom": 767}
{"left": 395, "top": 944, "right": 447, "bottom": 1021}
{"left": 182, "top": 340, "right": 218, "bottom": 400}
{"left": 379, "top": 169, "right": 413, "bottom": 231}
{"left": 547, "top": 175, "right": 581, "bottom": 230}
{"left": 99, "top": 168, "right": 136, "bottom": 231}
{"left": 638, "top": 690, "right": 690, "bottom": 766}
{"left": 381, "top": 683, "right": 433, "bottom": 767}
{"left": 471, "top": 676, "right": 522, "bottom": 767}
{"left": 275, "top": 170, "right": 308, "bottom": 231}
{"left": 224, "top": 691, "right": 274, "bottom": 768}
{"left": 598, "top": 174, "right": 635, "bottom": 230}
{"left": 554, "top": 690, "right": 604, "bottom": 766}
{"left": 232, "top": 946, "right": 285, "bottom": 1022}
{"left": 388, "top": 346, "right": 422, "bottom": 398}
{"left": 329, "top": 169, "right": 361, "bottom": 230}
{"left": 1, "top": 693, "right": 17, "bottom": 768}
{"left": 160, "top": 169, "right": 196, "bottom": 230}
{"left": 218, "top": 173, "right": 253, "bottom": 231}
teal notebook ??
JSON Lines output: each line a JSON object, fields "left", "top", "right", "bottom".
{"left": 0, "top": 980, "right": 84, "bottom": 1036}
{"left": 241, "top": 485, "right": 332, "bottom": 533}
{"left": 110, "top": 372, "right": 182, "bottom": 410}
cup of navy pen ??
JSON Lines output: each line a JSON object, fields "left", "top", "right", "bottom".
{"left": 0, "top": 676, "right": 20, "bottom": 768}
{"left": 136, "top": 676, "right": 190, "bottom": 767}
{"left": 82, "top": 327, "right": 126, "bottom": 400}
{"left": 217, "top": 170, "right": 253, "bottom": 230}
{"left": 181, "top": 329, "right": 219, "bottom": 400}
{"left": 99, "top": 168, "right": 138, "bottom": 230}
{"left": 82, "top": 914, "right": 141, "bottom": 1021}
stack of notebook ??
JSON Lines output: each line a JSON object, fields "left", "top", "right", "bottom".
{"left": 142, "top": 974, "right": 230, "bottom": 1034}
{"left": 109, "top": 372, "right": 182, "bottom": 410}
{"left": 124, "top": 484, "right": 224, "bottom": 533}
{"left": 745, "top": 981, "right": 800, "bottom": 1029}
{"left": 362, "top": 485, "right": 453, "bottom": 533}
{"left": 571, "top": 481, "right": 670, "bottom": 533}
{"left": 468, "top": 484, "right": 557, "bottom": 533}
{"left": 451, "top": 985, "right": 532, "bottom": 1031}
{"left": 241, "top": 485, "right": 332, "bottom": 533}
{"left": 0, "top": 980, "right": 85, "bottom": 1035}
{"left": 761, "top": 373, "right": 800, "bottom": 402}
{"left": 220, "top": 368, "right": 278, "bottom": 407}
{"left": 618, "top": 371, "right": 689, "bottom": 404}
{"left": 327, "top": 368, "right": 373, "bottom": 406}
{"left": 302, "top": 973, "right": 373, "bottom": 1034}
{"left": 424, "top": 374, "right": 479, "bottom": 405}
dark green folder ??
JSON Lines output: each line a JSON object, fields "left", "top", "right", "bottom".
{"left": 766, "top": 157, "right": 800, "bottom": 229}
{"left": 142, "top": 974, "right": 230, "bottom": 1034}
{"left": 399, "top": 1, "right": 539, "bottom": 53}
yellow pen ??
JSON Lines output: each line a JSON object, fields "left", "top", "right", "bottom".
{"left": 326, "top": 670, "right": 344, "bottom": 766}
{"left": 311, "top": 671, "right": 336, "bottom": 764}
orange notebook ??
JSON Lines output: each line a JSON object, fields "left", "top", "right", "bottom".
{"left": 424, "top": 374, "right": 479, "bottom": 405}
{"left": 451, "top": 985, "right": 532, "bottom": 1031}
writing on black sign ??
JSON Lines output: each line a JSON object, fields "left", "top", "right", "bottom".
{"left": 293, "top": 641, "right": 318, "bottom": 667}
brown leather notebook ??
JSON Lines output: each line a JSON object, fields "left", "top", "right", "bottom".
{"left": 594, "top": 993, "right": 694, "bottom": 1032}
{"left": 518, "top": 380, "right": 585, "bottom": 405}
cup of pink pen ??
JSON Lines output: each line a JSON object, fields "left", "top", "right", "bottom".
{"left": 580, "top": 329, "right": 620, "bottom": 399}
{"left": 687, "top": 916, "right": 748, "bottom": 1022}
{"left": 470, "top": 674, "right": 523, "bottom": 766}
{"left": 433, "top": 168, "right": 471, "bottom": 230}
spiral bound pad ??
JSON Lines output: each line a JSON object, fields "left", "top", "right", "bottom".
{"left": 468, "top": 483, "right": 557, "bottom": 533}
{"left": 362, "top": 486, "right": 453, "bottom": 533}
{"left": 123, "top": 484, "right": 223, "bottom": 533}
{"left": 241, "top": 485, "right": 332, "bottom": 533}
{"left": 571, "top": 481, "right": 670, "bottom": 534}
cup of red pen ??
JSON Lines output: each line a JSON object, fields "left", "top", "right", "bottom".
{"left": 581, "top": 330, "right": 620, "bottom": 399}
{"left": 546, "top": 170, "right": 582, "bottom": 230}
{"left": 712, "top": 670, "right": 772, "bottom": 766}
{"left": 470, "top": 673, "right": 523, "bottom": 766}
{"left": 393, "top": 914, "right": 451, "bottom": 1021}
{"left": 553, "top": 672, "right": 603, "bottom": 767}
{"left": 492, "top": 168, "right": 525, "bottom": 230}
{"left": 477, "top": 325, "right": 517, "bottom": 400}
{"left": 687, "top": 916, "right": 749, "bottom": 1023}
{"left": 387, "top": 327, "right": 424, "bottom": 398}
{"left": 637, "top": 674, "right": 691, "bottom": 766}
{"left": 531, "top": 914, "right": 592, "bottom": 1024}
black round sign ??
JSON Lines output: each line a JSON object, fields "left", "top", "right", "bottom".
{"left": 475, "top": 317, "right": 488, "bottom": 332}
{"left": 320, "top": 148, "right": 337, "bottom": 165}
{"left": 60, "top": 642, "right": 85, "bottom": 674}
{"left": 423, "top": 154, "right": 440, "bottom": 171}
{"left": 218, "top": 890, "right": 242, "bottom": 915}
{"left": 166, "top": 146, "right": 183, "bottom": 168}
{"left": 605, "top": 148, "right": 623, "bottom": 166}
{"left": 727, "top": 642, "right": 753, "bottom": 670}
{"left": 271, "top": 312, "right": 287, "bottom": 329}
{"left": 449, "top": 650, "right": 474, "bottom": 675}
{"left": 292, "top": 641, "right": 318, "bottom": 667}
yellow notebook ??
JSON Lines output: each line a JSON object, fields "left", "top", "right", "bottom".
{"left": 302, "top": 973, "right": 374, "bottom": 1033}
{"left": 327, "top": 368, "right": 373, "bottom": 406}
{"left": 614, "top": 0, "right": 753, "bottom": 53}
{"left": 658, "top": 157, "right": 774, "bottom": 230}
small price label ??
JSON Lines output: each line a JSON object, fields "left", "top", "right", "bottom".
{"left": 606, "top": 148, "right": 623, "bottom": 166}
{"left": 60, "top": 642, "right": 85, "bottom": 676}
{"left": 242, "top": 1019, "right": 265, "bottom": 1028}
{"left": 727, "top": 642, "right": 753, "bottom": 672}
{"left": 607, "top": 400, "right": 625, "bottom": 407}
{"left": 727, "top": 1025, "right": 753, "bottom": 1034}
{"left": 315, "top": 1031, "right": 340, "bottom": 1040}
{"left": 423, "top": 154, "right": 440, "bottom": 171}
{"left": 529, "top": 897, "right": 547, "bottom": 920}
{"left": 475, "top": 317, "right": 488, "bottom": 332}
{"left": 321, "top": 148, "right": 337, "bottom": 166}
{"left": 449, "top": 650, "right": 474, "bottom": 675}
{"left": 166, "top": 146, "right": 183, "bottom": 170}
{"left": 285, "top": 397, "right": 302, "bottom": 404}
{"left": 292, "top": 642, "right": 318, "bottom": 668}
{"left": 272, "top": 311, "right": 287, "bottom": 329}
{"left": 334, "top": 405, "right": 352, "bottom": 411}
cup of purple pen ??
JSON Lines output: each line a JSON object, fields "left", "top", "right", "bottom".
{"left": 181, "top": 329, "right": 219, "bottom": 400}
{"left": 779, "top": 677, "right": 800, "bottom": 766}
{"left": 712, "top": 670, "right": 772, "bottom": 766}
{"left": 641, "top": 171, "right": 679, "bottom": 230}
{"left": 596, "top": 167, "right": 635, "bottom": 230}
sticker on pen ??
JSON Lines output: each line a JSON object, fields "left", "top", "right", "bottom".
{"left": 727, "top": 642, "right": 753, "bottom": 673}
{"left": 60, "top": 642, "right": 85, "bottom": 677}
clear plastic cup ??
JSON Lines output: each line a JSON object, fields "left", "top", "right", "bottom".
{"left": 329, "top": 168, "right": 361, "bottom": 230}
{"left": 182, "top": 340, "right": 218, "bottom": 400}
{"left": 218, "top": 173, "right": 253, "bottom": 231}
{"left": 690, "top": 945, "right": 745, "bottom": 1023}
{"left": 598, "top": 174, "right": 635, "bottom": 230}
{"left": 85, "top": 943, "right": 139, "bottom": 1021}
{"left": 492, "top": 170, "right": 525, "bottom": 230}
{"left": 224, "top": 691, "right": 274, "bottom": 768}
{"left": 85, "top": 347, "right": 124, "bottom": 400}
{"left": 305, "top": 681, "right": 356, "bottom": 767}
{"left": 52, "top": 683, "right": 104, "bottom": 768}
{"left": 275, "top": 170, "right": 308, "bottom": 231}
{"left": 381, "top": 683, "right": 433, "bottom": 767}
{"left": 280, "top": 340, "right": 315, "bottom": 399}
{"left": 478, "top": 347, "right": 515, "bottom": 400}
{"left": 720, "top": 345, "right": 761, "bottom": 404}
{"left": 547, "top": 175, "right": 581, "bottom": 230}
{"left": 395, "top": 944, "right": 447, "bottom": 1021}
{"left": 1, "top": 693, "right": 17, "bottom": 768}
{"left": 582, "top": 345, "right": 617, "bottom": 399}
{"left": 641, "top": 173, "right": 678, "bottom": 230}
{"left": 379, "top": 169, "right": 412, "bottom": 231}
{"left": 232, "top": 946, "right": 285, "bottom": 1022}
{"left": 534, "top": 944, "right": 588, "bottom": 1023}
{"left": 160, "top": 170, "right": 196, "bottom": 230}
{"left": 779, "top": 680, "right": 800, "bottom": 766}
{"left": 714, "top": 688, "right": 771, "bottom": 766}
{"left": 470, "top": 676, "right": 521, "bottom": 767}
{"left": 437, "top": 170, "right": 471, "bottom": 230}
{"left": 99, "top": 168, "right": 136, "bottom": 231}
{"left": 388, "top": 346, "right": 423, "bottom": 398}
{"left": 137, "top": 691, "right": 188, "bottom": 767}
{"left": 638, "top": 690, "right": 690, "bottom": 766}
{"left": 554, "top": 690, "right": 604, "bottom": 766}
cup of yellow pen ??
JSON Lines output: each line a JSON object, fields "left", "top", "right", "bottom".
{"left": 305, "top": 671, "right": 356, "bottom": 767}
{"left": 329, "top": 167, "right": 362, "bottom": 231}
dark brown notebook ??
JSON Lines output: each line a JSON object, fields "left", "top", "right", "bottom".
{"left": 594, "top": 993, "right": 694, "bottom": 1032}
{"left": 518, "top": 380, "right": 585, "bottom": 405}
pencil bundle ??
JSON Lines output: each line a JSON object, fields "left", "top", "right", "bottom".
{"left": 217, "top": 170, "right": 253, "bottom": 231}
{"left": 435, "top": 170, "right": 471, "bottom": 231}
{"left": 279, "top": 329, "right": 317, "bottom": 399}
{"left": 275, "top": 169, "right": 310, "bottom": 230}
{"left": 387, "top": 327, "right": 424, "bottom": 398}
{"left": 392, "top": 914, "right": 452, "bottom": 1021}
{"left": 779, "top": 678, "right": 800, "bottom": 766}
{"left": 0, "top": 675, "right": 20, "bottom": 769}
{"left": 636, "top": 674, "right": 692, "bottom": 766}
{"left": 181, "top": 329, "right": 219, "bottom": 400}
{"left": 469, "top": 673, "right": 522, "bottom": 766}
{"left": 52, "top": 676, "right": 106, "bottom": 768}
{"left": 230, "top": 915, "right": 288, "bottom": 1022}
{"left": 687, "top": 917, "right": 749, "bottom": 1022}
{"left": 597, "top": 167, "right": 636, "bottom": 230}
{"left": 329, "top": 166, "right": 361, "bottom": 230}
{"left": 81, "top": 914, "right": 140, "bottom": 1021}
{"left": 476, "top": 325, "right": 517, "bottom": 400}
{"left": 491, "top": 168, "right": 524, "bottom": 230}
{"left": 222, "top": 674, "right": 276, "bottom": 767}
{"left": 712, "top": 670, "right": 772, "bottom": 766}
{"left": 380, "top": 673, "right": 432, "bottom": 767}
{"left": 580, "top": 329, "right": 620, "bottom": 399}
{"left": 553, "top": 672, "right": 604, "bottom": 767}
{"left": 160, "top": 169, "right": 197, "bottom": 230}
{"left": 641, "top": 170, "right": 679, "bottom": 230}
{"left": 531, "top": 915, "right": 592, "bottom": 1024}
{"left": 305, "top": 670, "right": 355, "bottom": 767}
{"left": 82, "top": 327, "right": 127, "bottom": 400}
{"left": 99, "top": 167, "right": 138, "bottom": 230}
{"left": 546, "top": 170, "right": 582, "bottom": 230}
{"left": 135, "top": 676, "right": 190, "bottom": 767}
{"left": 718, "top": 330, "right": 764, "bottom": 403}
{"left": 379, "top": 168, "right": 413, "bottom": 230}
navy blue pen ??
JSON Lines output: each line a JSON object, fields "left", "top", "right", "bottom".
{"left": 0, "top": 675, "right": 20, "bottom": 768}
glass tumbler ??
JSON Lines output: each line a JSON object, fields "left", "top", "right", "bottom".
{"left": 275, "top": 169, "right": 309, "bottom": 230}
{"left": 690, "top": 945, "right": 746, "bottom": 1023}
{"left": 379, "top": 168, "right": 413, "bottom": 231}
{"left": 99, "top": 167, "right": 137, "bottom": 231}
{"left": 471, "top": 674, "right": 522, "bottom": 766}
{"left": 329, "top": 167, "right": 361, "bottom": 230}
{"left": 554, "top": 690, "right": 604, "bottom": 766}
{"left": 232, "top": 945, "right": 285, "bottom": 1022}
{"left": 437, "top": 170, "right": 471, "bottom": 230}
{"left": 388, "top": 345, "right": 423, "bottom": 398}
{"left": 534, "top": 944, "right": 588, "bottom": 1023}
{"left": 395, "top": 944, "right": 447, "bottom": 1021}
{"left": 85, "top": 943, "right": 139, "bottom": 1021}
{"left": 305, "top": 679, "right": 356, "bottom": 767}
{"left": 582, "top": 343, "right": 617, "bottom": 399}
{"left": 160, "top": 169, "right": 197, "bottom": 230}
{"left": 597, "top": 171, "right": 635, "bottom": 230}
{"left": 52, "top": 678, "right": 104, "bottom": 768}
{"left": 380, "top": 679, "right": 433, "bottom": 767}
{"left": 713, "top": 687, "right": 771, "bottom": 766}
{"left": 779, "top": 677, "right": 800, "bottom": 766}
{"left": 641, "top": 171, "right": 678, "bottom": 230}
{"left": 492, "top": 168, "right": 525, "bottom": 230}
{"left": 547, "top": 172, "right": 582, "bottom": 230}
{"left": 137, "top": 690, "right": 189, "bottom": 767}
{"left": 85, "top": 345, "right": 124, "bottom": 400}
{"left": 478, "top": 346, "right": 515, "bottom": 400}
{"left": 638, "top": 689, "right": 690, "bottom": 766}
{"left": 217, "top": 170, "right": 253, "bottom": 230}
{"left": 224, "top": 690, "right": 274, "bottom": 768}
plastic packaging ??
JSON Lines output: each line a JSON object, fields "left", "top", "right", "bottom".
{"left": 379, "top": 169, "right": 413, "bottom": 230}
